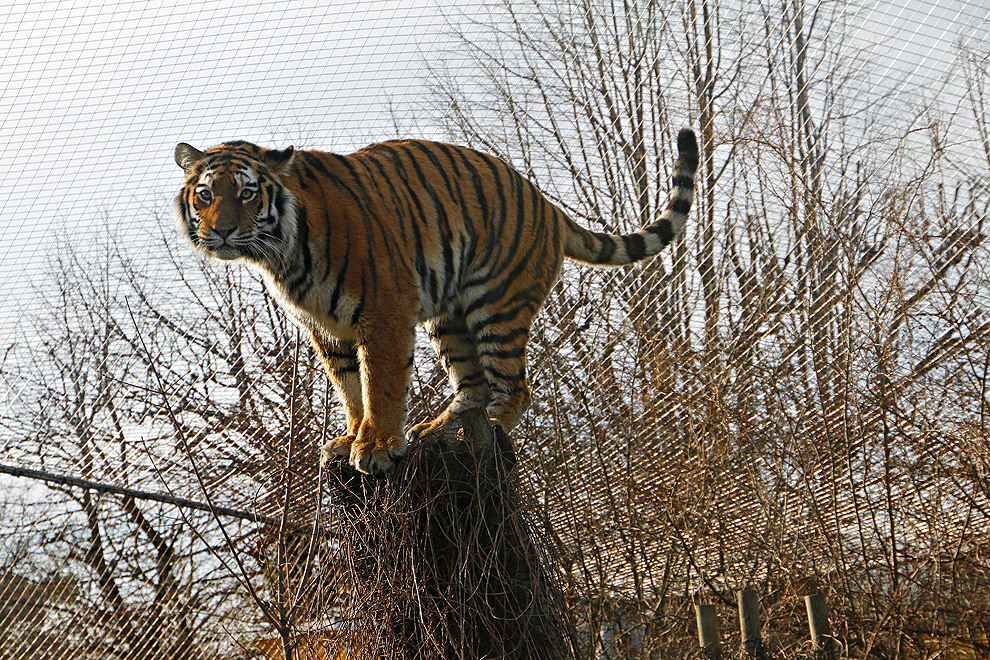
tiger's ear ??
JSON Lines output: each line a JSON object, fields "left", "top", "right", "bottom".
{"left": 262, "top": 146, "right": 295, "bottom": 174}
{"left": 175, "top": 143, "right": 204, "bottom": 173}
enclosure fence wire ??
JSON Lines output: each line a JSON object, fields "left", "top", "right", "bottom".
{"left": 2, "top": 0, "right": 990, "bottom": 658}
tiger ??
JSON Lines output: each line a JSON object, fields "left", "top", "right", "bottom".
{"left": 174, "top": 128, "right": 698, "bottom": 474}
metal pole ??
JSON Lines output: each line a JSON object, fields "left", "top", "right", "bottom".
{"left": 0, "top": 462, "right": 270, "bottom": 523}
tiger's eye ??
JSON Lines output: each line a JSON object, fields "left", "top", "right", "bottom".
{"left": 197, "top": 188, "right": 213, "bottom": 204}
{"left": 240, "top": 189, "right": 256, "bottom": 202}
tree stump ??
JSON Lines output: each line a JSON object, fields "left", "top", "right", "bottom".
{"left": 322, "top": 408, "right": 574, "bottom": 660}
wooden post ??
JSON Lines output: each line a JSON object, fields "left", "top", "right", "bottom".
{"left": 805, "top": 594, "right": 837, "bottom": 660}
{"left": 695, "top": 604, "right": 721, "bottom": 660}
{"left": 738, "top": 590, "right": 768, "bottom": 660}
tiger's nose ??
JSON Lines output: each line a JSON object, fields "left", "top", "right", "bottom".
{"left": 214, "top": 226, "right": 236, "bottom": 240}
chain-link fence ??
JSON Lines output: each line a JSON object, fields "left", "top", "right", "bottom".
{"left": 2, "top": 0, "right": 990, "bottom": 658}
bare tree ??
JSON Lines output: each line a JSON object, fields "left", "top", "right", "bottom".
{"left": 429, "top": 1, "right": 990, "bottom": 658}
{"left": 0, "top": 226, "right": 346, "bottom": 658}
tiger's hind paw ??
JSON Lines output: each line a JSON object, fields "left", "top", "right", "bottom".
{"left": 407, "top": 410, "right": 459, "bottom": 443}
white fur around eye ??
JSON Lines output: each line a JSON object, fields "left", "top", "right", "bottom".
{"left": 235, "top": 168, "right": 258, "bottom": 187}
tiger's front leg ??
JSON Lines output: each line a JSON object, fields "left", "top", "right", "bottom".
{"left": 347, "top": 321, "right": 415, "bottom": 474}
{"left": 310, "top": 333, "right": 365, "bottom": 467}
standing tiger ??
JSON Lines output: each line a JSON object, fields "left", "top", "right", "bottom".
{"left": 174, "top": 128, "right": 698, "bottom": 474}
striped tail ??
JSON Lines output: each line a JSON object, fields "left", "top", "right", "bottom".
{"left": 564, "top": 127, "right": 698, "bottom": 265}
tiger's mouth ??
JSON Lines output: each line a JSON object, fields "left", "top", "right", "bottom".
{"left": 207, "top": 244, "right": 242, "bottom": 261}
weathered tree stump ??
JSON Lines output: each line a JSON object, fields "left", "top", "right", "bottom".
{"left": 323, "top": 408, "right": 574, "bottom": 660}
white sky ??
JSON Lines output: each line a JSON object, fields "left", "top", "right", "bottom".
{"left": 0, "top": 0, "right": 452, "bottom": 337}
{"left": 0, "top": 0, "right": 987, "bottom": 347}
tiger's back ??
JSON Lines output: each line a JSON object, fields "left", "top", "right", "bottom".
{"left": 174, "top": 129, "right": 697, "bottom": 473}
{"left": 282, "top": 139, "right": 570, "bottom": 327}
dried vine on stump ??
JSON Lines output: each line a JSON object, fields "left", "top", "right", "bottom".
{"left": 323, "top": 408, "right": 575, "bottom": 660}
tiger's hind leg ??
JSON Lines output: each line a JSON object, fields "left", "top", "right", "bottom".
{"left": 410, "top": 311, "right": 491, "bottom": 440}
{"left": 466, "top": 307, "right": 535, "bottom": 434}
{"left": 308, "top": 333, "right": 364, "bottom": 466}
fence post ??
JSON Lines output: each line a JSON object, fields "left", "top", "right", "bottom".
{"left": 737, "top": 589, "right": 768, "bottom": 660}
{"left": 804, "top": 594, "right": 837, "bottom": 660}
{"left": 695, "top": 604, "right": 721, "bottom": 660}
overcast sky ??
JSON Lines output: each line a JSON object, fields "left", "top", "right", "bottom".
{"left": 0, "top": 0, "right": 987, "bottom": 349}
{"left": 0, "top": 0, "right": 454, "bottom": 335}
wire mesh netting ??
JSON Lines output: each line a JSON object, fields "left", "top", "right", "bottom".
{"left": 2, "top": 0, "right": 990, "bottom": 658}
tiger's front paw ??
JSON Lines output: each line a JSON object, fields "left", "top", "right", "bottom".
{"left": 319, "top": 434, "right": 355, "bottom": 467}
{"left": 350, "top": 426, "right": 408, "bottom": 475}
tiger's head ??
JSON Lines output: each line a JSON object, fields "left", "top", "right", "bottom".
{"left": 173, "top": 141, "right": 297, "bottom": 267}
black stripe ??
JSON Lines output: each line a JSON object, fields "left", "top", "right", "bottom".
{"left": 463, "top": 164, "right": 531, "bottom": 303}
{"left": 481, "top": 365, "right": 526, "bottom": 383}
{"left": 428, "top": 326, "right": 462, "bottom": 338}
{"left": 358, "top": 152, "right": 415, "bottom": 282}
{"left": 507, "top": 166, "right": 528, "bottom": 265}
{"left": 431, "top": 150, "right": 472, "bottom": 287}
{"left": 473, "top": 327, "right": 529, "bottom": 345}
{"left": 456, "top": 375, "right": 488, "bottom": 390}
{"left": 328, "top": 153, "right": 389, "bottom": 292}
{"left": 596, "top": 235, "right": 617, "bottom": 263}
{"left": 375, "top": 146, "right": 430, "bottom": 287}
{"left": 623, "top": 233, "right": 647, "bottom": 260}
{"left": 435, "top": 343, "right": 468, "bottom": 356}
{"left": 275, "top": 187, "right": 290, "bottom": 219}
{"left": 474, "top": 156, "right": 508, "bottom": 267}
{"left": 291, "top": 168, "right": 335, "bottom": 285}
{"left": 537, "top": 189, "right": 561, "bottom": 261}
{"left": 646, "top": 222, "right": 674, "bottom": 245}
{"left": 350, "top": 278, "right": 366, "bottom": 326}
{"left": 453, "top": 147, "right": 486, "bottom": 252}
{"left": 463, "top": 182, "right": 549, "bottom": 316}
{"left": 432, "top": 143, "right": 475, "bottom": 236}
{"left": 300, "top": 153, "right": 365, "bottom": 208}
{"left": 478, "top": 346, "right": 525, "bottom": 360}
{"left": 398, "top": 143, "right": 452, "bottom": 305}
{"left": 327, "top": 242, "right": 348, "bottom": 320}
{"left": 469, "top": 300, "right": 534, "bottom": 331}
{"left": 409, "top": 142, "right": 462, "bottom": 299}
{"left": 286, "top": 210, "right": 312, "bottom": 298}
{"left": 671, "top": 199, "right": 692, "bottom": 215}
{"left": 312, "top": 152, "right": 385, "bottom": 300}
{"left": 295, "top": 167, "right": 310, "bottom": 189}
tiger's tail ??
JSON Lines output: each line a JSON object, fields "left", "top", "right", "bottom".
{"left": 564, "top": 128, "right": 698, "bottom": 265}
